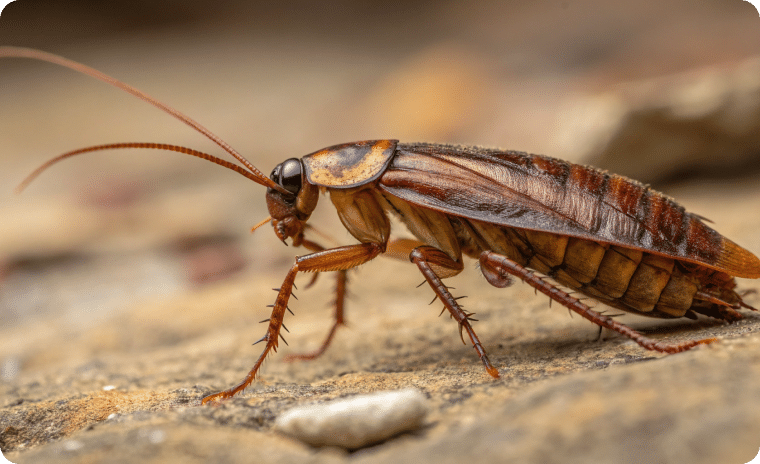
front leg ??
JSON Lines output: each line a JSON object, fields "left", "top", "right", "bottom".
{"left": 285, "top": 238, "right": 436, "bottom": 362}
{"left": 283, "top": 237, "right": 349, "bottom": 362}
{"left": 201, "top": 242, "right": 384, "bottom": 404}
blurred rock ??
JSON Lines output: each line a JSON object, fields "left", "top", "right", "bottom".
{"left": 561, "top": 56, "right": 760, "bottom": 185}
{"left": 361, "top": 44, "right": 496, "bottom": 142}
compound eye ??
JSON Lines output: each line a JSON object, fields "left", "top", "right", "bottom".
{"left": 269, "top": 164, "right": 282, "bottom": 183}
{"left": 271, "top": 158, "right": 302, "bottom": 195}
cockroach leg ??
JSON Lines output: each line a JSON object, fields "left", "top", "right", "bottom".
{"left": 741, "top": 289, "right": 758, "bottom": 297}
{"left": 300, "top": 239, "right": 326, "bottom": 288}
{"left": 282, "top": 237, "right": 347, "bottom": 360}
{"left": 384, "top": 238, "right": 426, "bottom": 261}
{"left": 479, "top": 251, "right": 718, "bottom": 354}
{"left": 201, "top": 243, "right": 382, "bottom": 404}
{"left": 284, "top": 270, "right": 347, "bottom": 361}
{"left": 689, "top": 303, "right": 743, "bottom": 322}
{"left": 693, "top": 290, "right": 741, "bottom": 309}
{"left": 740, "top": 301, "right": 758, "bottom": 311}
{"left": 201, "top": 264, "right": 297, "bottom": 404}
{"left": 718, "top": 306, "right": 745, "bottom": 320}
{"left": 410, "top": 246, "right": 500, "bottom": 378}
{"left": 304, "top": 273, "right": 320, "bottom": 289}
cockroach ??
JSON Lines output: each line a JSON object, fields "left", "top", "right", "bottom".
{"left": 3, "top": 47, "right": 759, "bottom": 405}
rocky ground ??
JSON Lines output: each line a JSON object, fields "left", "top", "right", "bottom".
{"left": 1, "top": 2, "right": 760, "bottom": 463}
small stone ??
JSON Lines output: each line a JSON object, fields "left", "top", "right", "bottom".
{"left": 274, "top": 388, "right": 429, "bottom": 449}
{"left": 62, "top": 439, "right": 84, "bottom": 451}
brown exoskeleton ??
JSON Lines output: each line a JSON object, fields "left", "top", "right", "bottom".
{"left": 3, "top": 47, "right": 759, "bottom": 405}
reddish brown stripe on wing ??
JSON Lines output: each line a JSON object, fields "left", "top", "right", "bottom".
{"left": 568, "top": 163, "right": 607, "bottom": 197}
{"left": 531, "top": 156, "right": 570, "bottom": 185}
{"left": 606, "top": 175, "right": 646, "bottom": 220}
{"left": 550, "top": 162, "right": 757, "bottom": 278}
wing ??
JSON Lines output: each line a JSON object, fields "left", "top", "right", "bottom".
{"left": 379, "top": 143, "right": 760, "bottom": 279}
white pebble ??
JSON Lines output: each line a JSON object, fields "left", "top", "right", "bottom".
{"left": 274, "top": 388, "right": 429, "bottom": 449}
{"left": 62, "top": 440, "right": 84, "bottom": 451}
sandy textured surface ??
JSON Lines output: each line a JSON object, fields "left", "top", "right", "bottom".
{"left": 1, "top": 2, "right": 760, "bottom": 463}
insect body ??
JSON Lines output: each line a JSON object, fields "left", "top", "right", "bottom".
{"left": 3, "top": 47, "right": 759, "bottom": 404}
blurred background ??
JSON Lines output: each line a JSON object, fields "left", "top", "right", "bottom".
{"left": 2, "top": 0, "right": 760, "bottom": 366}
{"left": 2, "top": 0, "right": 760, "bottom": 371}
{"left": 1, "top": 1, "right": 760, "bottom": 461}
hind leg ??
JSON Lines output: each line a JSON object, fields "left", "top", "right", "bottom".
{"left": 479, "top": 251, "right": 717, "bottom": 354}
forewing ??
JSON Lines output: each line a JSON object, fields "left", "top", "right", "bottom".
{"left": 379, "top": 143, "right": 760, "bottom": 278}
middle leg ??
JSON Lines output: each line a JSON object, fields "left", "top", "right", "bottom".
{"left": 410, "top": 246, "right": 500, "bottom": 378}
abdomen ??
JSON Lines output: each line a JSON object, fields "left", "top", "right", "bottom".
{"left": 455, "top": 217, "right": 742, "bottom": 320}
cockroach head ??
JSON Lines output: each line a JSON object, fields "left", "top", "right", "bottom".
{"left": 266, "top": 158, "right": 319, "bottom": 243}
